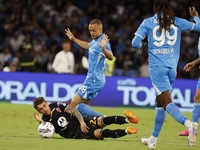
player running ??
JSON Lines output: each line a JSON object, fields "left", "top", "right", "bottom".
{"left": 178, "top": 37, "right": 200, "bottom": 136}
{"left": 131, "top": 0, "right": 200, "bottom": 149}
{"left": 33, "top": 97, "right": 139, "bottom": 140}
{"left": 65, "top": 19, "right": 113, "bottom": 115}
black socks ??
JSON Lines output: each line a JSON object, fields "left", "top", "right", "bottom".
{"left": 101, "top": 129, "right": 127, "bottom": 138}
{"left": 102, "top": 116, "right": 127, "bottom": 126}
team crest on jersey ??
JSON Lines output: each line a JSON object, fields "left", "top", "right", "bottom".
{"left": 89, "top": 48, "right": 95, "bottom": 54}
{"left": 154, "top": 19, "right": 158, "bottom": 23}
{"left": 56, "top": 107, "right": 62, "bottom": 113}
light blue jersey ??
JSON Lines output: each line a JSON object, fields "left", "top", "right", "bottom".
{"left": 133, "top": 15, "right": 200, "bottom": 95}
{"left": 77, "top": 33, "right": 112, "bottom": 100}
{"left": 87, "top": 34, "right": 112, "bottom": 79}
{"left": 135, "top": 14, "right": 199, "bottom": 69}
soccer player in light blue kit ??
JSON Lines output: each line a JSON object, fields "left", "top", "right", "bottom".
{"left": 65, "top": 19, "right": 113, "bottom": 117}
{"left": 178, "top": 37, "right": 200, "bottom": 136}
{"left": 131, "top": 0, "right": 200, "bottom": 149}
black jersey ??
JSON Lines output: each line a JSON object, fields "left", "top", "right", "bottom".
{"left": 42, "top": 102, "right": 80, "bottom": 138}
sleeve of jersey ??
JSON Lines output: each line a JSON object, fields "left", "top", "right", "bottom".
{"left": 135, "top": 20, "right": 148, "bottom": 40}
{"left": 178, "top": 17, "right": 200, "bottom": 31}
{"left": 193, "top": 16, "right": 200, "bottom": 31}
{"left": 132, "top": 20, "right": 147, "bottom": 48}
{"left": 132, "top": 35, "right": 143, "bottom": 48}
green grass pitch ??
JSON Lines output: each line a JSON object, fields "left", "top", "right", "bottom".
{"left": 0, "top": 102, "right": 199, "bottom": 150}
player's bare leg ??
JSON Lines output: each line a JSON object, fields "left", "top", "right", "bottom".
{"left": 141, "top": 97, "right": 164, "bottom": 150}
{"left": 71, "top": 93, "right": 92, "bottom": 107}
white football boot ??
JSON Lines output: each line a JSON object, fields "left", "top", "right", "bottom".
{"left": 141, "top": 138, "right": 156, "bottom": 150}
{"left": 188, "top": 122, "right": 198, "bottom": 147}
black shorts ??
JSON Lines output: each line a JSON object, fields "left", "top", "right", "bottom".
{"left": 75, "top": 116, "right": 103, "bottom": 140}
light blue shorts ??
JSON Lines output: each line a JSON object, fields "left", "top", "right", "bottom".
{"left": 77, "top": 76, "right": 105, "bottom": 100}
{"left": 149, "top": 66, "right": 176, "bottom": 96}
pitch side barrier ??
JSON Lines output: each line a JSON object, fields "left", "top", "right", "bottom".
{"left": 0, "top": 71, "right": 197, "bottom": 112}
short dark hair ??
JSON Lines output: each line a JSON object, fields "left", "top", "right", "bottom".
{"left": 89, "top": 19, "right": 103, "bottom": 28}
{"left": 62, "top": 39, "right": 71, "bottom": 44}
{"left": 33, "top": 97, "right": 46, "bottom": 110}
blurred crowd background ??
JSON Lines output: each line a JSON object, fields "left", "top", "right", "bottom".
{"left": 0, "top": 0, "right": 200, "bottom": 79}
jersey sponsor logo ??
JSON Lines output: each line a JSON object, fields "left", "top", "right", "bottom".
{"left": 56, "top": 107, "right": 62, "bottom": 113}
{"left": 154, "top": 19, "right": 158, "bottom": 23}
{"left": 57, "top": 116, "right": 69, "bottom": 127}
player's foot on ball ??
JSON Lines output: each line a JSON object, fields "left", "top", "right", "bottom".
{"left": 124, "top": 110, "right": 139, "bottom": 123}
{"left": 178, "top": 129, "right": 197, "bottom": 136}
{"left": 141, "top": 138, "right": 156, "bottom": 150}
{"left": 188, "top": 122, "right": 198, "bottom": 147}
{"left": 126, "top": 127, "right": 138, "bottom": 134}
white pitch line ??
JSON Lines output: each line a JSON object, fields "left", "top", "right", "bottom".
{"left": 0, "top": 136, "right": 191, "bottom": 146}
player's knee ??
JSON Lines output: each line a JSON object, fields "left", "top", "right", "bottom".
{"left": 94, "top": 129, "right": 102, "bottom": 138}
{"left": 71, "top": 102, "right": 78, "bottom": 108}
{"left": 163, "top": 102, "right": 172, "bottom": 110}
{"left": 194, "top": 96, "right": 200, "bottom": 102}
{"left": 97, "top": 117, "right": 104, "bottom": 127}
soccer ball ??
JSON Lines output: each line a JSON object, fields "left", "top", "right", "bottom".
{"left": 38, "top": 122, "right": 55, "bottom": 138}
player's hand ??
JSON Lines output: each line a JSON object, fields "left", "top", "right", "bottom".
{"left": 183, "top": 62, "right": 195, "bottom": 72}
{"left": 80, "top": 121, "right": 90, "bottom": 133}
{"left": 189, "top": 7, "right": 199, "bottom": 17}
{"left": 99, "top": 34, "right": 109, "bottom": 49}
{"left": 34, "top": 112, "right": 43, "bottom": 123}
{"left": 137, "top": 41, "right": 147, "bottom": 51}
{"left": 65, "top": 28, "right": 75, "bottom": 41}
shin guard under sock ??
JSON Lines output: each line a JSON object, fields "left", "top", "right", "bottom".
{"left": 102, "top": 116, "right": 127, "bottom": 126}
{"left": 101, "top": 129, "right": 127, "bottom": 138}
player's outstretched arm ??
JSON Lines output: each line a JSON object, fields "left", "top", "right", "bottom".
{"left": 98, "top": 34, "right": 113, "bottom": 60}
{"left": 34, "top": 112, "right": 44, "bottom": 124}
{"left": 189, "top": 7, "right": 200, "bottom": 32}
{"left": 65, "top": 28, "right": 89, "bottom": 50}
{"left": 64, "top": 105, "right": 90, "bottom": 133}
{"left": 184, "top": 58, "right": 200, "bottom": 72}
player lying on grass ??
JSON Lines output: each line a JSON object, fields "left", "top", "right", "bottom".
{"left": 33, "top": 97, "right": 139, "bottom": 140}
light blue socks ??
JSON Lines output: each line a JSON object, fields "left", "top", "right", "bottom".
{"left": 152, "top": 107, "right": 166, "bottom": 137}
{"left": 192, "top": 102, "right": 200, "bottom": 123}
{"left": 166, "top": 103, "right": 187, "bottom": 125}
{"left": 75, "top": 103, "right": 104, "bottom": 117}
